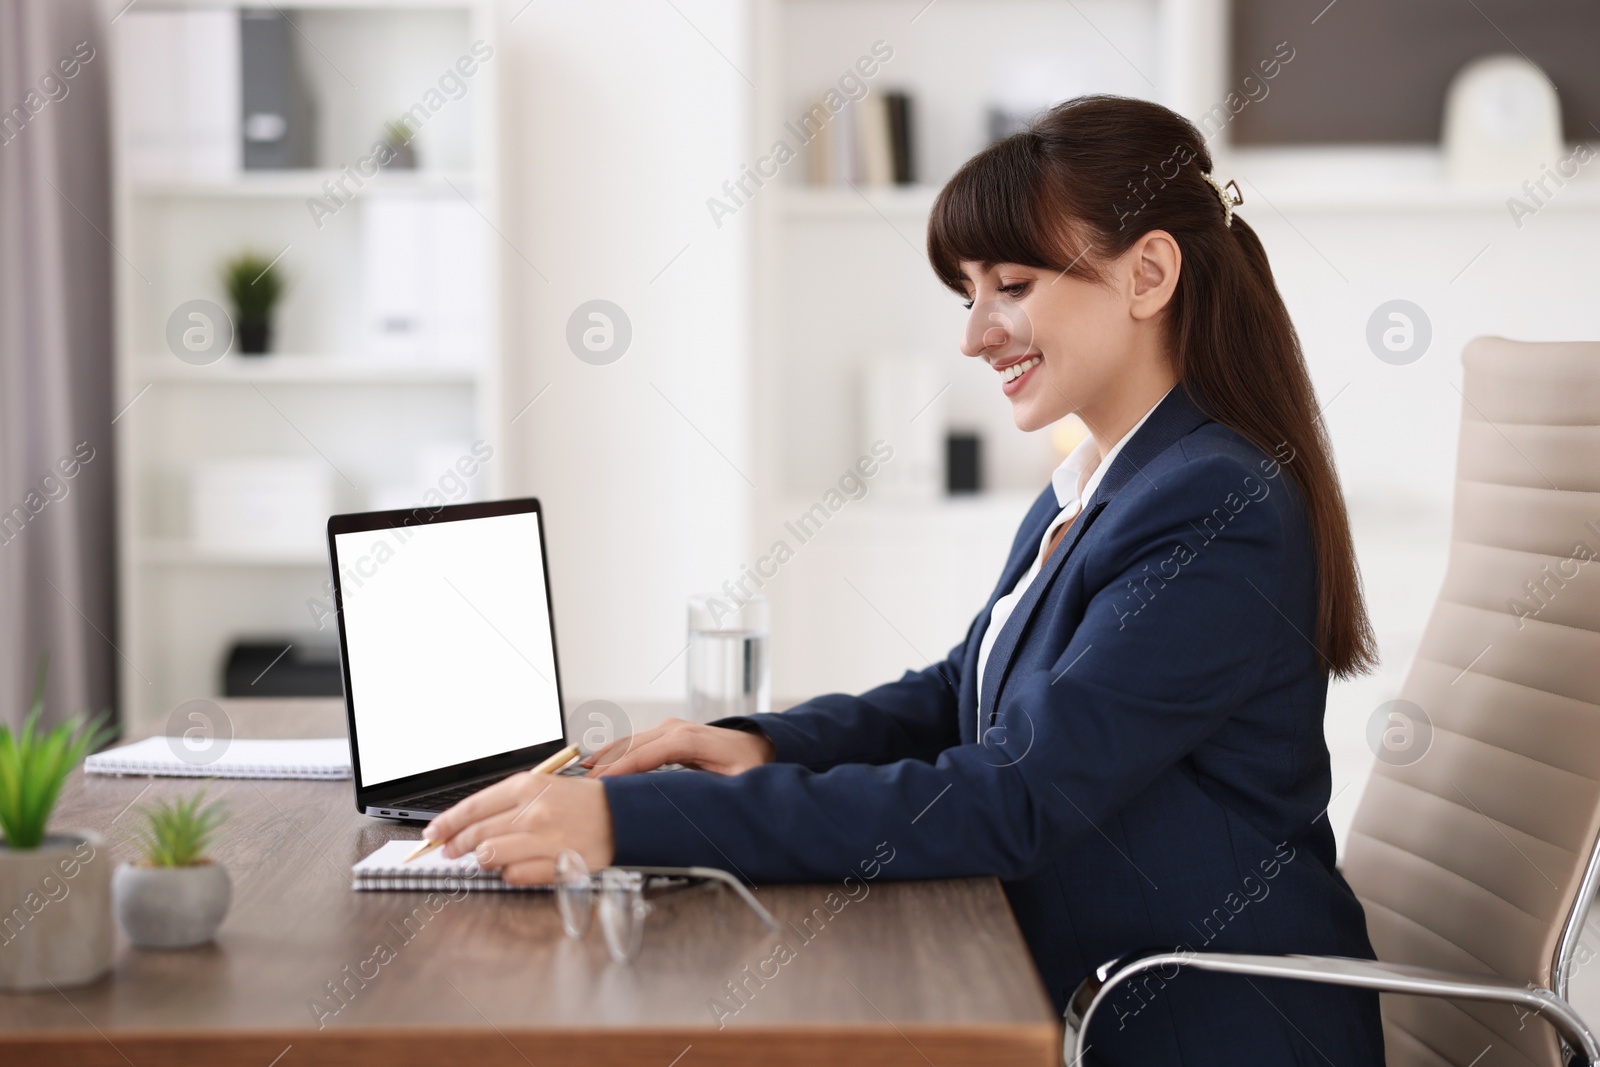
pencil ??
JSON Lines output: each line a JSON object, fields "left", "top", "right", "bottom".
{"left": 403, "top": 744, "right": 582, "bottom": 863}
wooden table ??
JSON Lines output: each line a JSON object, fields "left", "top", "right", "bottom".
{"left": 1, "top": 699, "right": 1060, "bottom": 1066}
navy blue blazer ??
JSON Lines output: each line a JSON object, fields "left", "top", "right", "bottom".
{"left": 605, "top": 388, "right": 1385, "bottom": 1065}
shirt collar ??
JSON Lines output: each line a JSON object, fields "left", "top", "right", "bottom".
{"left": 1050, "top": 388, "right": 1173, "bottom": 511}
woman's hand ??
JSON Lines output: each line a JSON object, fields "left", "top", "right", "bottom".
{"left": 582, "top": 718, "right": 776, "bottom": 778}
{"left": 424, "top": 771, "right": 613, "bottom": 886}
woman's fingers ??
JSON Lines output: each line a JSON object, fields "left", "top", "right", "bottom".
{"left": 426, "top": 769, "right": 552, "bottom": 852}
{"left": 581, "top": 731, "right": 636, "bottom": 768}
{"left": 583, "top": 718, "right": 693, "bottom": 769}
{"left": 590, "top": 734, "right": 693, "bottom": 778}
{"left": 589, "top": 721, "right": 773, "bottom": 778}
{"left": 582, "top": 723, "right": 668, "bottom": 773}
{"left": 500, "top": 858, "right": 559, "bottom": 886}
{"left": 439, "top": 808, "right": 533, "bottom": 860}
{"left": 474, "top": 830, "right": 556, "bottom": 872}
{"left": 415, "top": 776, "right": 613, "bottom": 876}
{"left": 584, "top": 719, "right": 691, "bottom": 776}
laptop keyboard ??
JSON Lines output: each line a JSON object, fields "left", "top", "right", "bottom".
{"left": 403, "top": 783, "right": 489, "bottom": 812}
{"left": 400, "top": 761, "right": 589, "bottom": 812}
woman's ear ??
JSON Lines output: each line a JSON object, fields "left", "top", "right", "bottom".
{"left": 1126, "top": 229, "right": 1181, "bottom": 321}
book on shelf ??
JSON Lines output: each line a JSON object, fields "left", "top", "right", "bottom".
{"left": 117, "top": 9, "right": 241, "bottom": 180}
{"left": 806, "top": 89, "right": 916, "bottom": 188}
{"left": 117, "top": 9, "right": 321, "bottom": 178}
{"left": 361, "top": 193, "right": 488, "bottom": 363}
{"left": 859, "top": 95, "right": 894, "bottom": 186}
{"left": 885, "top": 91, "right": 915, "bottom": 184}
{"left": 806, "top": 98, "right": 833, "bottom": 186}
{"left": 833, "top": 99, "right": 859, "bottom": 186}
{"left": 240, "top": 10, "right": 317, "bottom": 170}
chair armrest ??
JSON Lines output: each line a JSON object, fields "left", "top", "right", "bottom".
{"left": 1065, "top": 950, "right": 1598, "bottom": 1066}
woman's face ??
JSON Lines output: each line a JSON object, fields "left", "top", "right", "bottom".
{"left": 957, "top": 237, "right": 1176, "bottom": 435}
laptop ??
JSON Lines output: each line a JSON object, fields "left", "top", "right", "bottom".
{"left": 326, "top": 497, "right": 575, "bottom": 822}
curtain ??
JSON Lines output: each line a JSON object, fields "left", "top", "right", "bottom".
{"left": 0, "top": 0, "right": 116, "bottom": 730}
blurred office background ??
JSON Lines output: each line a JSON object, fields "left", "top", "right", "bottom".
{"left": 2, "top": 0, "right": 1599, "bottom": 854}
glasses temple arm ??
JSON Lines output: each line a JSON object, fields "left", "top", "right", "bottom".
{"left": 623, "top": 865, "right": 781, "bottom": 932}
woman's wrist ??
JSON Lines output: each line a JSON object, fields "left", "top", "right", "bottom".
{"left": 714, "top": 718, "right": 778, "bottom": 765}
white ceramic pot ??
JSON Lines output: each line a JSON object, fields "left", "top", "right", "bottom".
{"left": 0, "top": 830, "right": 113, "bottom": 991}
{"left": 113, "top": 861, "right": 231, "bottom": 948}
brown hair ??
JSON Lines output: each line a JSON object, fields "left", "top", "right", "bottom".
{"left": 927, "top": 95, "right": 1376, "bottom": 678}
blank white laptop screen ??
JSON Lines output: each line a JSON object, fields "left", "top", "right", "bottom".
{"left": 334, "top": 511, "right": 561, "bottom": 787}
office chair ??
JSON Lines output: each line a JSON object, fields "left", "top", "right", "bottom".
{"left": 1066, "top": 337, "right": 1600, "bottom": 1066}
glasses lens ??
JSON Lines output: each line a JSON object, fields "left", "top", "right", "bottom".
{"left": 556, "top": 850, "right": 593, "bottom": 939}
{"left": 598, "top": 869, "right": 651, "bottom": 963}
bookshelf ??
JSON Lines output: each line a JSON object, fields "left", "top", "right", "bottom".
{"left": 106, "top": 0, "right": 501, "bottom": 733}
{"left": 131, "top": 354, "right": 481, "bottom": 385}
{"left": 130, "top": 170, "right": 478, "bottom": 199}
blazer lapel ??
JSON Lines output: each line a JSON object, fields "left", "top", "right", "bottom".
{"left": 976, "top": 499, "right": 1107, "bottom": 724}
{"left": 975, "top": 387, "right": 1214, "bottom": 723}
{"left": 959, "top": 489, "right": 1057, "bottom": 744}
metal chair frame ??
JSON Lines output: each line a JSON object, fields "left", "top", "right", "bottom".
{"left": 1064, "top": 827, "right": 1600, "bottom": 1065}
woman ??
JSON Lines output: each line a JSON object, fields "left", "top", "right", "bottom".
{"left": 425, "top": 96, "right": 1387, "bottom": 1064}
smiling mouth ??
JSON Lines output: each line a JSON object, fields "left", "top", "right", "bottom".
{"left": 997, "top": 354, "right": 1042, "bottom": 383}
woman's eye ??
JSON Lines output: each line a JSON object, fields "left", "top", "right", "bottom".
{"left": 960, "top": 282, "right": 1025, "bottom": 309}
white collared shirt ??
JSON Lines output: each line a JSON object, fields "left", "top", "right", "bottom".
{"left": 973, "top": 393, "right": 1169, "bottom": 730}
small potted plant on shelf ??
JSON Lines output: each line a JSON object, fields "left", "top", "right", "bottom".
{"left": 0, "top": 659, "right": 116, "bottom": 991}
{"left": 380, "top": 118, "right": 418, "bottom": 169}
{"left": 113, "top": 790, "right": 231, "bottom": 948}
{"left": 222, "top": 250, "right": 288, "bottom": 356}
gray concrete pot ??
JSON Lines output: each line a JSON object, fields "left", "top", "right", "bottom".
{"left": 0, "top": 831, "right": 113, "bottom": 991}
{"left": 113, "top": 860, "right": 231, "bottom": 948}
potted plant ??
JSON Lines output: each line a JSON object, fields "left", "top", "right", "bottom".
{"left": 222, "top": 251, "right": 288, "bottom": 356}
{"left": 113, "top": 790, "right": 230, "bottom": 948}
{"left": 0, "top": 660, "right": 116, "bottom": 991}
{"left": 380, "top": 118, "right": 418, "bottom": 169}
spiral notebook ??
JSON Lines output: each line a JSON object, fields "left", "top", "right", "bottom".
{"left": 84, "top": 737, "right": 351, "bottom": 779}
{"left": 351, "top": 839, "right": 551, "bottom": 892}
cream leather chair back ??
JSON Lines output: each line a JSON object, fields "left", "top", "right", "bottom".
{"left": 1344, "top": 337, "right": 1600, "bottom": 1067}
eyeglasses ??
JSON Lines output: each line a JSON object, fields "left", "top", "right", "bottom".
{"left": 555, "top": 850, "right": 779, "bottom": 963}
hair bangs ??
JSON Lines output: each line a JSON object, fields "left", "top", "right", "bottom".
{"left": 927, "top": 133, "right": 1092, "bottom": 293}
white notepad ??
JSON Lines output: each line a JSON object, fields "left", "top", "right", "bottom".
{"left": 351, "top": 839, "right": 550, "bottom": 892}
{"left": 84, "top": 737, "right": 351, "bottom": 780}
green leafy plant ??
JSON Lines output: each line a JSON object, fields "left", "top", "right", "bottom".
{"left": 382, "top": 119, "right": 416, "bottom": 148}
{"left": 221, "top": 251, "right": 287, "bottom": 326}
{"left": 128, "top": 790, "right": 229, "bottom": 868}
{"left": 0, "top": 659, "right": 115, "bottom": 850}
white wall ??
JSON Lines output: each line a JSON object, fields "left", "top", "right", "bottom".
{"left": 496, "top": 0, "right": 754, "bottom": 707}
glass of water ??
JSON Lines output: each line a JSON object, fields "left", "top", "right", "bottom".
{"left": 686, "top": 594, "right": 770, "bottom": 720}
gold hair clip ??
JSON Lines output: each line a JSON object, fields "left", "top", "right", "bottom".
{"left": 1201, "top": 172, "right": 1244, "bottom": 227}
